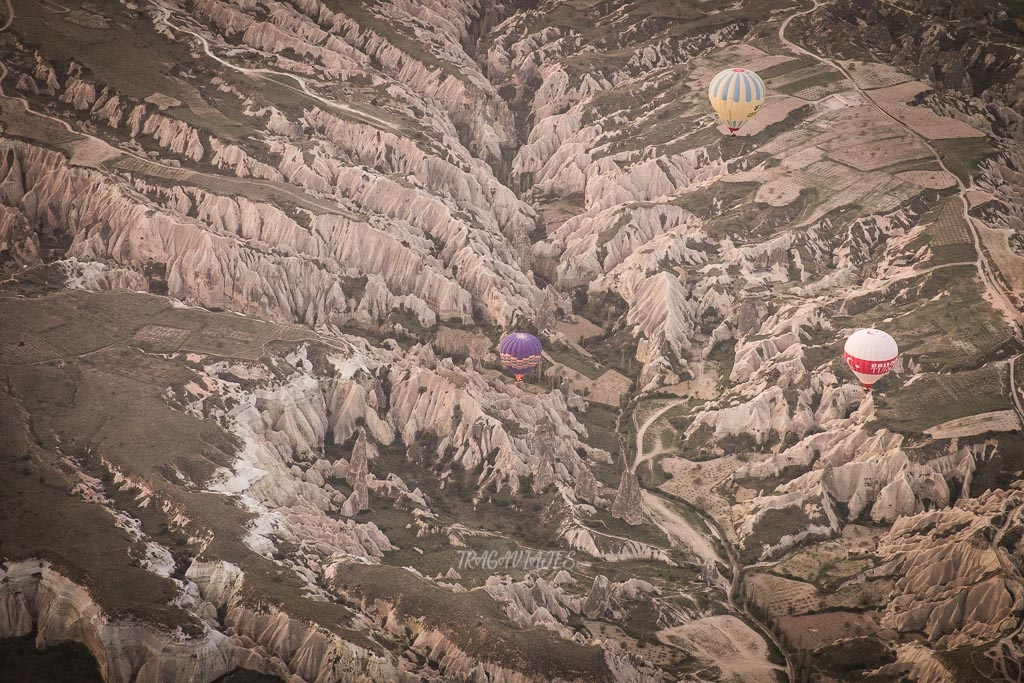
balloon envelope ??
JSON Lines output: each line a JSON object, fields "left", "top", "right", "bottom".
{"left": 843, "top": 329, "right": 898, "bottom": 389}
{"left": 498, "top": 332, "right": 543, "bottom": 381}
{"left": 708, "top": 67, "right": 766, "bottom": 133}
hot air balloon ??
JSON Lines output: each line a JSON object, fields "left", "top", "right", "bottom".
{"left": 708, "top": 67, "right": 766, "bottom": 135}
{"left": 844, "top": 329, "right": 898, "bottom": 390}
{"left": 498, "top": 332, "right": 543, "bottom": 381}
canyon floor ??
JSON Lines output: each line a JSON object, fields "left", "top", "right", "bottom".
{"left": 2, "top": 0, "right": 1024, "bottom": 682}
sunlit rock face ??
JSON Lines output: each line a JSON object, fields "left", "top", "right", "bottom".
{"left": 0, "top": 561, "right": 246, "bottom": 683}
{"left": 0, "top": 139, "right": 548, "bottom": 327}
{"left": 875, "top": 490, "right": 1024, "bottom": 648}
{"left": 3, "top": 0, "right": 1024, "bottom": 681}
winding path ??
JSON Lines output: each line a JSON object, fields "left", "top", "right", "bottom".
{"left": 641, "top": 484, "right": 796, "bottom": 683}
{"left": 148, "top": 3, "right": 401, "bottom": 133}
{"left": 631, "top": 398, "right": 684, "bottom": 473}
{"left": 778, "top": 0, "right": 1023, "bottom": 339}
{"left": 629, "top": 5, "right": 1024, "bottom": 681}
{"left": 631, "top": 380, "right": 795, "bottom": 679}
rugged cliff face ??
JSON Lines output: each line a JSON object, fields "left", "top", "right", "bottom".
{"left": 2, "top": 0, "right": 1024, "bottom": 681}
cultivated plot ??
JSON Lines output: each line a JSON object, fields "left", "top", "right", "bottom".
{"left": 842, "top": 60, "right": 913, "bottom": 89}
{"left": 744, "top": 572, "right": 821, "bottom": 620}
{"left": 777, "top": 610, "right": 882, "bottom": 651}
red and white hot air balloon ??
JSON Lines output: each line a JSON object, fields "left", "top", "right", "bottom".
{"left": 843, "top": 328, "right": 898, "bottom": 390}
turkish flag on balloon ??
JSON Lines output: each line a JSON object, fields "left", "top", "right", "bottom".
{"left": 844, "top": 328, "right": 899, "bottom": 389}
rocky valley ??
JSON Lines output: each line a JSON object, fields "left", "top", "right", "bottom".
{"left": 1, "top": 0, "right": 1023, "bottom": 682}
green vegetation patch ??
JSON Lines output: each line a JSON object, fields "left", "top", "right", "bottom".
{"left": 776, "top": 70, "right": 845, "bottom": 96}
{"left": 586, "top": 508, "right": 672, "bottom": 550}
{"left": 849, "top": 266, "right": 1017, "bottom": 370}
{"left": 576, "top": 403, "right": 622, "bottom": 460}
{"left": 757, "top": 56, "right": 820, "bottom": 80}
{"left": 741, "top": 505, "right": 814, "bottom": 563}
{"left": 926, "top": 242, "right": 978, "bottom": 266}
{"left": 636, "top": 456, "right": 672, "bottom": 489}
{"left": 914, "top": 197, "right": 977, "bottom": 266}
{"left": 874, "top": 363, "right": 1011, "bottom": 434}
{"left": 875, "top": 158, "right": 943, "bottom": 175}
{"left": 936, "top": 644, "right": 1003, "bottom": 683}
{"left": 548, "top": 342, "right": 606, "bottom": 380}
{"left": 969, "top": 431, "right": 1024, "bottom": 493}
{"left": 368, "top": 442, "right": 569, "bottom": 581}
{"left": 585, "top": 328, "right": 641, "bottom": 380}
{"left": 931, "top": 137, "right": 996, "bottom": 184}
{"left": 810, "top": 637, "right": 897, "bottom": 681}
{"left": 588, "top": 558, "right": 699, "bottom": 590}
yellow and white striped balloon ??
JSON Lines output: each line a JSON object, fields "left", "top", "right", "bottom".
{"left": 708, "top": 67, "right": 766, "bottom": 134}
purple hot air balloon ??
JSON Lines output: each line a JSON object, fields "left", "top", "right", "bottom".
{"left": 498, "top": 332, "right": 543, "bottom": 381}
